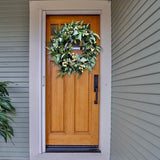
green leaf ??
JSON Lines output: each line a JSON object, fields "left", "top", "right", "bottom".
{"left": 46, "top": 47, "right": 51, "bottom": 51}
{"left": 71, "top": 20, "right": 74, "bottom": 25}
{"left": 93, "top": 33, "right": 100, "bottom": 39}
{"left": 90, "top": 36, "right": 96, "bottom": 41}
{"left": 73, "top": 39, "right": 77, "bottom": 44}
{"left": 88, "top": 66, "right": 92, "bottom": 72}
{"left": 0, "top": 100, "right": 15, "bottom": 113}
{"left": 77, "top": 73, "right": 82, "bottom": 79}
{"left": 80, "top": 21, "right": 84, "bottom": 25}
{"left": 77, "top": 33, "right": 82, "bottom": 41}
{"left": 54, "top": 29, "right": 57, "bottom": 34}
{"left": 68, "top": 71, "right": 71, "bottom": 76}
{"left": 51, "top": 57, "right": 57, "bottom": 61}
{"left": 46, "top": 41, "right": 51, "bottom": 44}
{"left": 56, "top": 73, "right": 62, "bottom": 78}
{"left": 73, "top": 30, "right": 78, "bottom": 36}
{"left": 86, "top": 23, "right": 90, "bottom": 29}
{"left": 59, "top": 38, "right": 63, "bottom": 42}
{"left": 80, "top": 57, "right": 87, "bottom": 62}
{"left": 76, "top": 52, "right": 80, "bottom": 61}
{"left": 75, "top": 21, "right": 80, "bottom": 24}
{"left": 47, "top": 51, "right": 53, "bottom": 54}
{"left": 62, "top": 72, "right": 66, "bottom": 78}
{"left": 0, "top": 131, "right": 7, "bottom": 142}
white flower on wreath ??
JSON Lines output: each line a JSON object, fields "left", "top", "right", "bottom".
{"left": 62, "top": 62, "right": 67, "bottom": 67}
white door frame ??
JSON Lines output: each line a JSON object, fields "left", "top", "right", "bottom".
{"left": 29, "top": 1, "right": 111, "bottom": 160}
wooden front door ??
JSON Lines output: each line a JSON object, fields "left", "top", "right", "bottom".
{"left": 46, "top": 15, "right": 100, "bottom": 146}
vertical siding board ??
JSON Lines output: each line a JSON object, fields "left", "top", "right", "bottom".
{"left": 111, "top": 0, "right": 160, "bottom": 160}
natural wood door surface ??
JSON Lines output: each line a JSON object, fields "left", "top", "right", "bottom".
{"left": 46, "top": 15, "right": 100, "bottom": 145}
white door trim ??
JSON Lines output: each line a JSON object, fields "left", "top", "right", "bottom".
{"left": 29, "top": 1, "right": 111, "bottom": 160}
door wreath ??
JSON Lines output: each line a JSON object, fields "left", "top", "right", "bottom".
{"left": 47, "top": 21, "right": 101, "bottom": 78}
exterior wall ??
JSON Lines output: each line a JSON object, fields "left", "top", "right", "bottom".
{"left": 0, "top": 0, "right": 29, "bottom": 159}
{"left": 111, "top": 0, "right": 160, "bottom": 160}
{"left": 0, "top": 0, "right": 107, "bottom": 160}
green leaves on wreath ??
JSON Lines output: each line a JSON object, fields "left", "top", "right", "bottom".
{"left": 47, "top": 20, "right": 102, "bottom": 78}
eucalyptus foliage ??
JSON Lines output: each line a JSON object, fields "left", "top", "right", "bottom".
{"left": 47, "top": 21, "right": 101, "bottom": 78}
{"left": 0, "top": 82, "right": 15, "bottom": 142}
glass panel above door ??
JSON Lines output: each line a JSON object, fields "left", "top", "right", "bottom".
{"left": 51, "top": 24, "right": 58, "bottom": 36}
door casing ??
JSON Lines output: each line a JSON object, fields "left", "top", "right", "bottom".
{"left": 29, "top": 1, "right": 111, "bottom": 160}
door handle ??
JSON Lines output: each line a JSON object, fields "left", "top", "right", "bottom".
{"left": 94, "top": 75, "right": 98, "bottom": 104}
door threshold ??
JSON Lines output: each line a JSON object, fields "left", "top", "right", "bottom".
{"left": 46, "top": 145, "right": 101, "bottom": 153}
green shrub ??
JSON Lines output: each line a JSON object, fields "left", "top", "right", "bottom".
{"left": 0, "top": 82, "right": 15, "bottom": 142}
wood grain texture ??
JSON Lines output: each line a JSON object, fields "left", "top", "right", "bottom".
{"left": 46, "top": 15, "right": 100, "bottom": 145}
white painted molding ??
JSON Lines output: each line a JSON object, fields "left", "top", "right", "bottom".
{"left": 29, "top": 1, "right": 111, "bottom": 160}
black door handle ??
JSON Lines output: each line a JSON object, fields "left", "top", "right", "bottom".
{"left": 94, "top": 87, "right": 98, "bottom": 104}
{"left": 94, "top": 75, "right": 98, "bottom": 104}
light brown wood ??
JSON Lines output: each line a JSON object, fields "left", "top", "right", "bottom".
{"left": 46, "top": 15, "right": 100, "bottom": 145}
